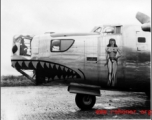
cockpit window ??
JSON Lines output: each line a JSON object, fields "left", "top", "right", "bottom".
{"left": 115, "top": 26, "right": 121, "bottom": 34}
{"left": 138, "top": 37, "right": 146, "bottom": 43}
{"left": 51, "top": 39, "right": 75, "bottom": 52}
{"left": 103, "top": 26, "right": 121, "bottom": 35}
{"left": 51, "top": 40, "right": 60, "bottom": 51}
{"left": 94, "top": 27, "right": 102, "bottom": 33}
{"left": 103, "top": 27, "right": 114, "bottom": 34}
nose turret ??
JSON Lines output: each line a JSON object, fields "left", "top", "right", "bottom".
{"left": 11, "top": 35, "right": 33, "bottom": 56}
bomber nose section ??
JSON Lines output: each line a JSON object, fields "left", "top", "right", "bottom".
{"left": 11, "top": 35, "right": 33, "bottom": 56}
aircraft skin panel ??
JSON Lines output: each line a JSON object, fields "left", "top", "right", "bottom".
{"left": 121, "top": 25, "right": 150, "bottom": 89}
{"left": 51, "top": 32, "right": 99, "bottom": 37}
{"left": 49, "top": 53, "right": 84, "bottom": 62}
{"left": 83, "top": 64, "right": 98, "bottom": 81}
{"left": 11, "top": 25, "right": 150, "bottom": 90}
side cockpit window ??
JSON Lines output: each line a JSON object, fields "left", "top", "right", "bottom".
{"left": 138, "top": 37, "right": 146, "bottom": 43}
{"left": 51, "top": 39, "right": 60, "bottom": 51}
{"left": 51, "top": 39, "right": 74, "bottom": 52}
{"left": 115, "top": 26, "right": 121, "bottom": 34}
{"left": 103, "top": 26, "right": 122, "bottom": 35}
{"left": 94, "top": 27, "right": 102, "bottom": 33}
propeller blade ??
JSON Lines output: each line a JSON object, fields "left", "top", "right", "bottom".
{"left": 136, "top": 12, "right": 150, "bottom": 24}
{"left": 141, "top": 23, "right": 151, "bottom": 31}
{"left": 136, "top": 12, "right": 151, "bottom": 31}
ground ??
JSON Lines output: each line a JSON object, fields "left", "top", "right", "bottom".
{"left": 1, "top": 84, "right": 151, "bottom": 120}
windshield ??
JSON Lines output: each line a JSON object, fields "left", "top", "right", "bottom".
{"left": 92, "top": 27, "right": 102, "bottom": 33}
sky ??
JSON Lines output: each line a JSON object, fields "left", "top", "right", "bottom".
{"left": 1, "top": 0, "right": 151, "bottom": 75}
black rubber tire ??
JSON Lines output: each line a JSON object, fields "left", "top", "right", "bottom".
{"left": 75, "top": 94, "right": 96, "bottom": 110}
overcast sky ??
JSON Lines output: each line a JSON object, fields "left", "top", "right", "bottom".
{"left": 1, "top": 0, "right": 151, "bottom": 75}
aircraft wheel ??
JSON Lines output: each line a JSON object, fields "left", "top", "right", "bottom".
{"left": 75, "top": 94, "right": 96, "bottom": 110}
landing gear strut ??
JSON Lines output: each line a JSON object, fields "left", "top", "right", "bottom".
{"left": 75, "top": 94, "right": 96, "bottom": 110}
{"left": 35, "top": 70, "right": 45, "bottom": 85}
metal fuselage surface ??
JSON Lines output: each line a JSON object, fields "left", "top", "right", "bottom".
{"left": 11, "top": 25, "right": 151, "bottom": 91}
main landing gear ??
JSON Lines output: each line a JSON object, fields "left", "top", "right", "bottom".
{"left": 75, "top": 94, "right": 96, "bottom": 110}
{"left": 68, "top": 82, "right": 101, "bottom": 110}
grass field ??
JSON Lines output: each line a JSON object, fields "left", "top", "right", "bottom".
{"left": 1, "top": 75, "right": 70, "bottom": 87}
{"left": 1, "top": 75, "right": 34, "bottom": 86}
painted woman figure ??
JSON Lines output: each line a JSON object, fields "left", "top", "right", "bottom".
{"left": 105, "top": 38, "right": 121, "bottom": 86}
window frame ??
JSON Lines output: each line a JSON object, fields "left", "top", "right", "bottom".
{"left": 103, "top": 26, "right": 122, "bottom": 35}
{"left": 94, "top": 27, "right": 102, "bottom": 33}
{"left": 20, "top": 38, "right": 32, "bottom": 56}
{"left": 114, "top": 26, "right": 122, "bottom": 34}
{"left": 50, "top": 39, "right": 75, "bottom": 52}
{"left": 138, "top": 37, "right": 146, "bottom": 43}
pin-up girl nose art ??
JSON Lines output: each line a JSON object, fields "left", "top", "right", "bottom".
{"left": 105, "top": 38, "right": 121, "bottom": 87}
